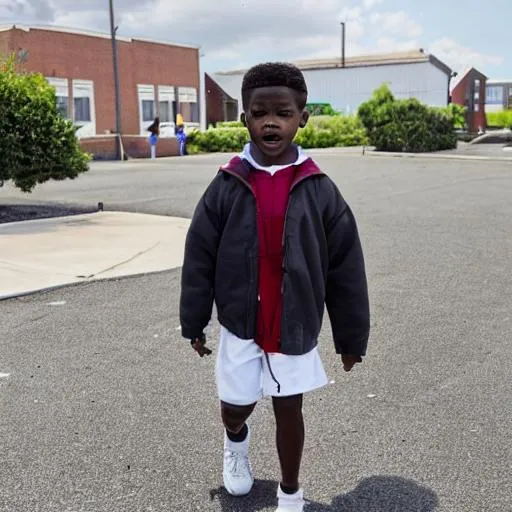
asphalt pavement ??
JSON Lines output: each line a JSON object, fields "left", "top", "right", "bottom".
{"left": 1, "top": 149, "right": 511, "bottom": 511}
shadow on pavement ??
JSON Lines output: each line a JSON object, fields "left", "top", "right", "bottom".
{"left": 210, "top": 475, "right": 438, "bottom": 511}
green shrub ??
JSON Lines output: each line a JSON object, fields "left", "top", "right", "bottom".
{"left": 297, "top": 115, "right": 368, "bottom": 148}
{"left": 305, "top": 103, "right": 339, "bottom": 116}
{"left": 486, "top": 111, "right": 512, "bottom": 129}
{"left": 358, "top": 84, "right": 458, "bottom": 153}
{"left": 187, "top": 115, "right": 368, "bottom": 153}
{"left": 186, "top": 127, "right": 250, "bottom": 154}
{"left": 215, "top": 120, "right": 244, "bottom": 128}
{"left": 435, "top": 103, "right": 466, "bottom": 129}
{"left": 0, "top": 54, "right": 90, "bottom": 192}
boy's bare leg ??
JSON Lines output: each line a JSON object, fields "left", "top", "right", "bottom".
{"left": 221, "top": 401, "right": 256, "bottom": 434}
{"left": 272, "top": 394, "right": 304, "bottom": 492}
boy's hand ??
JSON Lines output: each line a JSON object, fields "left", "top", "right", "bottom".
{"left": 191, "top": 335, "right": 213, "bottom": 357}
{"left": 341, "top": 354, "right": 362, "bottom": 372}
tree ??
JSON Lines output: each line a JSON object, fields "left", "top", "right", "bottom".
{"left": 0, "top": 55, "right": 90, "bottom": 192}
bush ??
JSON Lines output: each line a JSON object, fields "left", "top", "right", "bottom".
{"left": 358, "top": 84, "right": 458, "bottom": 153}
{"left": 305, "top": 103, "right": 339, "bottom": 116}
{"left": 215, "top": 120, "right": 244, "bottom": 128}
{"left": 186, "top": 127, "right": 250, "bottom": 154}
{"left": 188, "top": 115, "right": 368, "bottom": 154}
{"left": 436, "top": 103, "right": 466, "bottom": 129}
{"left": 296, "top": 115, "right": 368, "bottom": 148}
{"left": 486, "top": 111, "right": 512, "bottom": 129}
{"left": 0, "top": 54, "right": 90, "bottom": 192}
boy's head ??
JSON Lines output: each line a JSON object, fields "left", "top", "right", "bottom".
{"left": 241, "top": 62, "right": 309, "bottom": 165}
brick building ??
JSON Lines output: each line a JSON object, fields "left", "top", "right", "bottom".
{"left": 0, "top": 24, "right": 203, "bottom": 157}
{"left": 450, "top": 67, "right": 487, "bottom": 133}
{"left": 205, "top": 73, "right": 238, "bottom": 127}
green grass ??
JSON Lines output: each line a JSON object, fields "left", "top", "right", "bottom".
{"left": 486, "top": 111, "right": 512, "bottom": 129}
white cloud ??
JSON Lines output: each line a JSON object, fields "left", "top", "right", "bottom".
{"left": 363, "top": 0, "right": 383, "bottom": 9}
{"left": 428, "top": 37, "right": 504, "bottom": 73}
{"left": 375, "top": 37, "right": 420, "bottom": 53}
{"left": 1, "top": 0, "right": 505, "bottom": 76}
{"left": 370, "top": 10, "right": 423, "bottom": 38}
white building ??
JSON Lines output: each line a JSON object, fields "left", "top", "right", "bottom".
{"left": 212, "top": 50, "right": 453, "bottom": 117}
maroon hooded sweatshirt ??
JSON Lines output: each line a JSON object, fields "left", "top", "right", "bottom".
{"left": 222, "top": 150, "right": 322, "bottom": 353}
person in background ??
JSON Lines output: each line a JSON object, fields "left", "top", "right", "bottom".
{"left": 147, "top": 117, "right": 160, "bottom": 159}
{"left": 175, "top": 113, "right": 187, "bottom": 156}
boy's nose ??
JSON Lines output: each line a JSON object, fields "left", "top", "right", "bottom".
{"left": 263, "top": 120, "right": 279, "bottom": 129}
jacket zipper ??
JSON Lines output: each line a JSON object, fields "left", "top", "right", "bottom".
{"left": 281, "top": 174, "right": 313, "bottom": 292}
{"left": 221, "top": 168, "right": 258, "bottom": 332}
{"left": 222, "top": 168, "right": 318, "bottom": 348}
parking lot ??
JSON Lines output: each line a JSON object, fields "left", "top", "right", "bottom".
{"left": 1, "top": 150, "right": 511, "bottom": 511}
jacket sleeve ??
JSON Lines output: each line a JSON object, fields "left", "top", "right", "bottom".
{"left": 180, "top": 175, "right": 223, "bottom": 340}
{"left": 324, "top": 182, "right": 370, "bottom": 356}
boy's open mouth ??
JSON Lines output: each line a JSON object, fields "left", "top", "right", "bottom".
{"left": 262, "top": 133, "right": 282, "bottom": 143}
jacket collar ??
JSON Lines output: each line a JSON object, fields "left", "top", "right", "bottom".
{"left": 219, "top": 145, "right": 323, "bottom": 187}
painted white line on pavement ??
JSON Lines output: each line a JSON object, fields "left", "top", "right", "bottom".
{"left": 0, "top": 373, "right": 10, "bottom": 379}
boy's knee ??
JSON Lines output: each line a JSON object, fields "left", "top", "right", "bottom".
{"left": 221, "top": 401, "right": 255, "bottom": 432}
{"left": 272, "top": 394, "right": 303, "bottom": 415}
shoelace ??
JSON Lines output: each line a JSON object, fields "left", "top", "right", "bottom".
{"left": 226, "top": 451, "right": 250, "bottom": 477}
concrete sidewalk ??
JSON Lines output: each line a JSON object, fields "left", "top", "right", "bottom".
{"left": 0, "top": 211, "right": 190, "bottom": 299}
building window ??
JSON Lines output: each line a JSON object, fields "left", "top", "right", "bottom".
{"left": 159, "top": 101, "right": 171, "bottom": 122}
{"left": 46, "top": 77, "right": 70, "bottom": 119}
{"left": 178, "top": 87, "right": 199, "bottom": 124}
{"left": 74, "top": 97, "right": 91, "bottom": 122}
{"left": 486, "top": 85, "right": 504, "bottom": 105}
{"left": 142, "top": 100, "right": 155, "bottom": 122}
{"left": 71, "top": 80, "right": 95, "bottom": 137}
{"left": 56, "top": 96, "right": 69, "bottom": 119}
{"left": 157, "top": 85, "right": 176, "bottom": 125}
{"left": 508, "top": 89, "right": 512, "bottom": 110}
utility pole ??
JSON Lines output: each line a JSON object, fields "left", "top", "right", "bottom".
{"left": 340, "top": 22, "right": 346, "bottom": 68}
{"left": 109, "top": 0, "right": 123, "bottom": 160}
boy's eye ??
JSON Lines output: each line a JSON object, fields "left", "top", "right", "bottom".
{"left": 251, "top": 110, "right": 266, "bottom": 117}
{"left": 278, "top": 110, "right": 293, "bottom": 117}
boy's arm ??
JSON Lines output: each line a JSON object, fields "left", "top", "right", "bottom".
{"left": 180, "top": 177, "right": 223, "bottom": 343}
{"left": 324, "top": 185, "right": 370, "bottom": 359}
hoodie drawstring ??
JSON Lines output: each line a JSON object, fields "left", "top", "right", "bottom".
{"left": 265, "top": 353, "right": 281, "bottom": 394}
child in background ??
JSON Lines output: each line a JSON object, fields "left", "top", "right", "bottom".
{"left": 147, "top": 117, "right": 160, "bottom": 159}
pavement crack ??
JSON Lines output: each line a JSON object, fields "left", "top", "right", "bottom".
{"left": 79, "top": 242, "right": 161, "bottom": 279}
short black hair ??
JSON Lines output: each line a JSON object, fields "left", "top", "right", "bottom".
{"left": 241, "top": 62, "right": 308, "bottom": 109}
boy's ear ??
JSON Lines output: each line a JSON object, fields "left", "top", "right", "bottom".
{"left": 240, "top": 113, "right": 247, "bottom": 126}
{"left": 299, "top": 110, "right": 309, "bottom": 128}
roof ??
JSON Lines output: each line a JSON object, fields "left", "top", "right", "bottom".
{"left": 0, "top": 23, "right": 200, "bottom": 50}
{"left": 450, "top": 67, "right": 488, "bottom": 92}
{"left": 487, "top": 79, "right": 512, "bottom": 85}
{"left": 215, "top": 50, "right": 452, "bottom": 76}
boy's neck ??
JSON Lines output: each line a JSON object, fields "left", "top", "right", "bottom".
{"left": 249, "top": 142, "right": 298, "bottom": 168}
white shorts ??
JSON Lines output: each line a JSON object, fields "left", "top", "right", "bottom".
{"left": 216, "top": 326, "right": 329, "bottom": 406}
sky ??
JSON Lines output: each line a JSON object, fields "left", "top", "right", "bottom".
{"left": 0, "top": 0, "right": 509, "bottom": 79}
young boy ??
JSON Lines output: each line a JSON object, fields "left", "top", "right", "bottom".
{"left": 180, "top": 62, "right": 370, "bottom": 511}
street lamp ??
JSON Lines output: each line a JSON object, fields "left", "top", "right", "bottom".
{"left": 109, "top": 0, "right": 123, "bottom": 160}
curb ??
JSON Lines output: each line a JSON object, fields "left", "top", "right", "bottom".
{"left": 364, "top": 150, "right": 512, "bottom": 162}
{"left": 0, "top": 267, "right": 179, "bottom": 301}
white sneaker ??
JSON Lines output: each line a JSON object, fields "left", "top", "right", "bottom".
{"left": 223, "top": 426, "right": 254, "bottom": 496}
{"left": 276, "top": 485, "right": 306, "bottom": 511}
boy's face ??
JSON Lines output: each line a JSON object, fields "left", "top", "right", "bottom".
{"left": 242, "top": 86, "right": 309, "bottom": 166}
